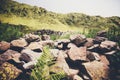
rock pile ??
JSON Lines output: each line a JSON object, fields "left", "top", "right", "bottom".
{"left": 0, "top": 31, "right": 120, "bottom": 80}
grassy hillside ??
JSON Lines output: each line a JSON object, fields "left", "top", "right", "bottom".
{"left": 0, "top": 0, "right": 120, "bottom": 32}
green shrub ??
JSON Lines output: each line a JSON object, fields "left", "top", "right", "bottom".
{"left": 107, "top": 26, "right": 120, "bottom": 46}
{"left": 86, "top": 28, "right": 100, "bottom": 38}
{"left": 0, "top": 23, "right": 30, "bottom": 42}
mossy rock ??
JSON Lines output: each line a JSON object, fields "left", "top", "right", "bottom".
{"left": 0, "top": 62, "right": 22, "bottom": 80}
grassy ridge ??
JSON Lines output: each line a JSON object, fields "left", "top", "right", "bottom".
{"left": 0, "top": 0, "right": 120, "bottom": 32}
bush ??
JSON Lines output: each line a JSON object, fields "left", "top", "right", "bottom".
{"left": 0, "top": 23, "right": 30, "bottom": 42}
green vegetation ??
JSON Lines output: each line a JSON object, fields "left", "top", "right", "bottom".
{"left": 0, "top": 0, "right": 120, "bottom": 32}
{"left": 0, "top": 23, "right": 30, "bottom": 41}
{"left": 30, "top": 46, "right": 66, "bottom": 80}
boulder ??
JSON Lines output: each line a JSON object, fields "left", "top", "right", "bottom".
{"left": 0, "top": 50, "right": 21, "bottom": 65}
{"left": 93, "top": 36, "right": 107, "bottom": 44}
{"left": 67, "top": 46, "right": 87, "bottom": 61}
{"left": 84, "top": 38, "right": 94, "bottom": 48}
{"left": 97, "top": 30, "right": 107, "bottom": 37}
{"left": 0, "top": 41, "right": 10, "bottom": 52}
{"left": 41, "top": 34, "right": 50, "bottom": 41}
{"left": 11, "top": 38, "right": 28, "bottom": 47}
{"left": 50, "top": 51, "right": 70, "bottom": 75}
{"left": 23, "top": 33, "right": 40, "bottom": 43}
{"left": 100, "top": 41, "right": 117, "bottom": 51}
{"left": 20, "top": 49, "right": 42, "bottom": 69}
{"left": 26, "top": 42, "right": 43, "bottom": 52}
{"left": 70, "top": 34, "right": 87, "bottom": 46}
{"left": 0, "top": 62, "right": 22, "bottom": 80}
{"left": 20, "top": 49, "right": 41, "bottom": 62}
{"left": 82, "top": 61, "right": 109, "bottom": 80}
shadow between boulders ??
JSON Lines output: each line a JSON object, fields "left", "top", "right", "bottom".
{"left": 65, "top": 58, "right": 92, "bottom": 80}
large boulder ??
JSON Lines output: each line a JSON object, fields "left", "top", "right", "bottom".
{"left": 82, "top": 61, "right": 109, "bottom": 80}
{"left": 0, "top": 62, "right": 22, "bottom": 80}
{"left": 11, "top": 38, "right": 28, "bottom": 47}
{"left": 50, "top": 51, "right": 79, "bottom": 76}
{"left": 70, "top": 34, "right": 87, "bottom": 46}
{"left": 0, "top": 50, "right": 21, "bottom": 65}
{"left": 20, "top": 49, "right": 42, "bottom": 69}
{"left": 0, "top": 41, "right": 10, "bottom": 52}
{"left": 67, "top": 46, "right": 87, "bottom": 61}
{"left": 26, "top": 42, "right": 43, "bottom": 52}
{"left": 23, "top": 33, "right": 40, "bottom": 43}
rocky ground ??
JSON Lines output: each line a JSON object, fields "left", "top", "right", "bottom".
{"left": 0, "top": 30, "right": 120, "bottom": 80}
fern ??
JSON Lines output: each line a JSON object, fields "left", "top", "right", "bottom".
{"left": 30, "top": 46, "right": 66, "bottom": 80}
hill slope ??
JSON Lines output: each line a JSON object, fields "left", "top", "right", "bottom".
{"left": 0, "top": 0, "right": 120, "bottom": 31}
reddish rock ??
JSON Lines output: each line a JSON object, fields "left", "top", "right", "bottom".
{"left": 70, "top": 34, "right": 87, "bottom": 46}
{"left": 11, "top": 38, "right": 28, "bottom": 47}
{"left": 82, "top": 61, "right": 109, "bottom": 80}
{"left": 26, "top": 42, "right": 43, "bottom": 52}
{"left": 67, "top": 46, "right": 87, "bottom": 61}
{"left": 0, "top": 41, "right": 10, "bottom": 51}
{"left": 100, "top": 55, "right": 110, "bottom": 65}
{"left": 0, "top": 50, "right": 21, "bottom": 65}
{"left": 84, "top": 38, "right": 94, "bottom": 48}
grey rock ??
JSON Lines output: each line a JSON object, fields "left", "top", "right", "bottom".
{"left": 23, "top": 33, "right": 40, "bottom": 42}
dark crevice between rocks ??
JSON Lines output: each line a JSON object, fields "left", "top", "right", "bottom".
{"left": 65, "top": 58, "right": 92, "bottom": 80}
{"left": 10, "top": 46, "right": 24, "bottom": 53}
